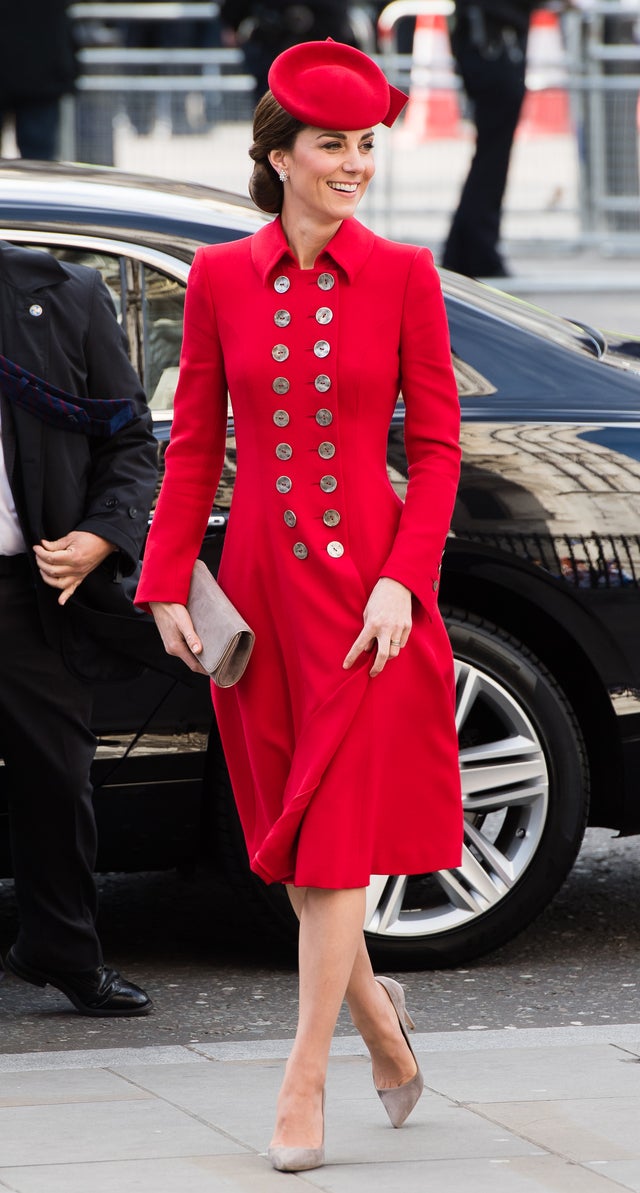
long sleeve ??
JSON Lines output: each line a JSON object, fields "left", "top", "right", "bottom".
{"left": 136, "top": 248, "right": 229, "bottom": 605}
{"left": 380, "top": 248, "right": 461, "bottom": 616}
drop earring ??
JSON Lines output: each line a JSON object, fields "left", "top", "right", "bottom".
{"left": 278, "top": 168, "right": 289, "bottom": 183}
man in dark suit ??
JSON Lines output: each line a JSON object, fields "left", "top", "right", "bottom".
{"left": 0, "top": 240, "right": 157, "bottom": 1015}
{"left": 442, "top": 0, "right": 539, "bottom": 278}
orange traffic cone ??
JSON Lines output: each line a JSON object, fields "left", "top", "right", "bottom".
{"left": 399, "top": 12, "right": 461, "bottom": 142}
{"left": 518, "top": 9, "right": 572, "bottom": 137}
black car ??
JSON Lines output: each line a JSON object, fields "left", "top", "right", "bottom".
{"left": 2, "top": 161, "right": 640, "bottom": 967}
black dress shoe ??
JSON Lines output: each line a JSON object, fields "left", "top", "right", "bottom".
{"left": 5, "top": 946, "right": 152, "bottom": 1017}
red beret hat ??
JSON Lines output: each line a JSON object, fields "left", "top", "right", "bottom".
{"left": 268, "top": 40, "right": 408, "bottom": 130}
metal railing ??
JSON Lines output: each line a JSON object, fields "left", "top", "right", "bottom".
{"left": 55, "top": 1, "right": 640, "bottom": 248}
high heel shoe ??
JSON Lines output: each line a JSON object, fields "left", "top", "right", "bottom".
{"left": 267, "top": 1090, "right": 325, "bottom": 1172}
{"left": 374, "top": 976, "right": 424, "bottom": 1128}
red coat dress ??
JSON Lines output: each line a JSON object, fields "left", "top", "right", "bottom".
{"left": 137, "top": 215, "right": 463, "bottom": 888}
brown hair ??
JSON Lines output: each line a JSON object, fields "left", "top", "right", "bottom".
{"left": 249, "top": 91, "right": 305, "bottom": 214}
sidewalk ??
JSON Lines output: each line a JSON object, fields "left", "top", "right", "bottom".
{"left": 1, "top": 1024, "right": 639, "bottom": 1192}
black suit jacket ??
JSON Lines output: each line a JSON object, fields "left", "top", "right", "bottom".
{"left": 0, "top": 240, "right": 158, "bottom": 680}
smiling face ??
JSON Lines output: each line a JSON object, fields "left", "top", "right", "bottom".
{"left": 269, "top": 126, "right": 375, "bottom": 230}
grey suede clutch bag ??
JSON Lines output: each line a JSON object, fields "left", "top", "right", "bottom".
{"left": 186, "top": 560, "right": 255, "bottom": 687}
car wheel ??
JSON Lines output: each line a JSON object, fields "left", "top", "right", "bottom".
{"left": 214, "top": 609, "right": 590, "bottom": 967}
{"left": 363, "top": 608, "right": 590, "bottom": 966}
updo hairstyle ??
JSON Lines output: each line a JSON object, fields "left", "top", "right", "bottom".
{"left": 249, "top": 91, "right": 305, "bottom": 214}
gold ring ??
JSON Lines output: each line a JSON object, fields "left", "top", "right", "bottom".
{"left": 390, "top": 640, "right": 401, "bottom": 647}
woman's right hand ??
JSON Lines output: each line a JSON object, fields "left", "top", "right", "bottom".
{"left": 149, "top": 602, "right": 209, "bottom": 676}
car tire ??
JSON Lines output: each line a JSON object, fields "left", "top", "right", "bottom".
{"left": 214, "top": 609, "right": 590, "bottom": 968}
{"left": 362, "top": 608, "right": 590, "bottom": 966}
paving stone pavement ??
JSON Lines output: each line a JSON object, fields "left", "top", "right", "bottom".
{"left": 0, "top": 1024, "right": 639, "bottom": 1192}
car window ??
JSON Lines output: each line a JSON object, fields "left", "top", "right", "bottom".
{"left": 141, "top": 266, "right": 184, "bottom": 411}
{"left": 451, "top": 352, "right": 497, "bottom": 398}
{"left": 46, "top": 248, "right": 184, "bottom": 409}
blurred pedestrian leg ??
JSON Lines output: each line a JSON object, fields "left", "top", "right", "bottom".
{"left": 5, "top": 102, "right": 60, "bottom": 161}
{"left": 442, "top": 0, "right": 538, "bottom": 277}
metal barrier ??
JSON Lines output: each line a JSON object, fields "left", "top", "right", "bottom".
{"left": 574, "top": 1, "right": 640, "bottom": 239}
{"left": 55, "top": 2, "right": 640, "bottom": 249}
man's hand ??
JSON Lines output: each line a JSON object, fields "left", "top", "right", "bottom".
{"left": 33, "top": 531, "right": 117, "bottom": 606}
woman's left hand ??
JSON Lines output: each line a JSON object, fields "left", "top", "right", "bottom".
{"left": 343, "top": 577, "right": 412, "bottom": 677}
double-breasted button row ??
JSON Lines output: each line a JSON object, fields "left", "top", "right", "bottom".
{"left": 274, "top": 375, "right": 332, "bottom": 393}
{"left": 274, "top": 271, "right": 333, "bottom": 294}
{"left": 291, "top": 540, "right": 344, "bottom": 560}
{"left": 274, "top": 409, "right": 333, "bottom": 428}
{"left": 269, "top": 271, "right": 339, "bottom": 560}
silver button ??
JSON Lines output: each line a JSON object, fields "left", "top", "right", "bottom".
{"left": 273, "top": 377, "right": 290, "bottom": 395}
{"left": 317, "top": 272, "right": 335, "bottom": 291}
{"left": 318, "top": 441, "right": 336, "bottom": 459}
{"left": 272, "top": 344, "right": 290, "bottom": 362}
{"left": 276, "top": 442, "right": 292, "bottom": 460}
{"left": 273, "top": 409, "right": 290, "bottom": 427}
{"left": 327, "top": 541, "right": 344, "bottom": 558}
{"left": 293, "top": 542, "right": 308, "bottom": 560}
{"left": 274, "top": 275, "right": 290, "bottom": 294}
{"left": 316, "top": 408, "right": 333, "bottom": 427}
{"left": 433, "top": 579, "right": 439, "bottom": 592}
{"left": 314, "top": 340, "right": 331, "bottom": 358}
{"left": 323, "top": 509, "right": 341, "bottom": 527}
{"left": 276, "top": 476, "right": 292, "bottom": 493}
{"left": 314, "top": 374, "right": 331, "bottom": 393}
{"left": 320, "top": 475, "right": 338, "bottom": 493}
{"left": 316, "top": 307, "right": 333, "bottom": 325}
{"left": 29, "top": 303, "right": 43, "bottom": 317}
{"left": 283, "top": 509, "right": 297, "bottom": 527}
{"left": 274, "top": 309, "right": 291, "bottom": 327}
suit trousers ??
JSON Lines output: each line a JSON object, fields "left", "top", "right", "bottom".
{"left": 0, "top": 557, "right": 102, "bottom": 971}
{"left": 442, "top": 28, "right": 527, "bottom": 277}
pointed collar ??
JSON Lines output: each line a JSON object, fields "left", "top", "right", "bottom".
{"left": 250, "top": 216, "right": 376, "bottom": 285}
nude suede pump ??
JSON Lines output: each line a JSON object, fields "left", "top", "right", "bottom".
{"left": 374, "top": 976, "right": 425, "bottom": 1127}
{"left": 267, "top": 1091, "right": 325, "bottom": 1172}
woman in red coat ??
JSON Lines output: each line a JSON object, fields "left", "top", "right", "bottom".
{"left": 137, "top": 40, "right": 462, "bottom": 1172}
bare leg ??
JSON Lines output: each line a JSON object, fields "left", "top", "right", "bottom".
{"left": 286, "top": 887, "right": 417, "bottom": 1092}
{"left": 270, "top": 886, "right": 365, "bottom": 1149}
